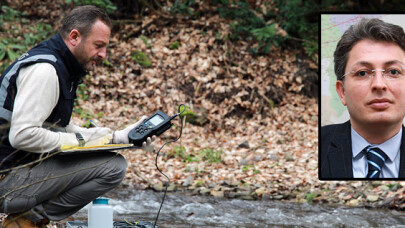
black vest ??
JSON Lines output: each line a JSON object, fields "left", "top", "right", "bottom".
{"left": 0, "top": 34, "right": 86, "bottom": 172}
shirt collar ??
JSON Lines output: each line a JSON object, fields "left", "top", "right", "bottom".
{"left": 351, "top": 127, "right": 401, "bottom": 162}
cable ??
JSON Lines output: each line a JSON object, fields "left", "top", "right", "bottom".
{"left": 153, "top": 104, "right": 186, "bottom": 227}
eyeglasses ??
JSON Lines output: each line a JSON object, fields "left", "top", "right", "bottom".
{"left": 342, "top": 67, "right": 405, "bottom": 81}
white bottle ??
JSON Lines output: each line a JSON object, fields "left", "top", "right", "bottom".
{"left": 88, "top": 198, "right": 113, "bottom": 228}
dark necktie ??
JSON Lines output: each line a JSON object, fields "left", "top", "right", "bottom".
{"left": 364, "top": 146, "right": 388, "bottom": 178}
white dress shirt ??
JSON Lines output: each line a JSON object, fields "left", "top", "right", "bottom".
{"left": 351, "top": 127, "right": 401, "bottom": 178}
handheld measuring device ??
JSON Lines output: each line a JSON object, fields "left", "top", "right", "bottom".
{"left": 128, "top": 110, "right": 176, "bottom": 147}
{"left": 128, "top": 105, "right": 186, "bottom": 227}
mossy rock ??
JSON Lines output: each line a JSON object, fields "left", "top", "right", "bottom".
{"left": 180, "top": 107, "right": 208, "bottom": 126}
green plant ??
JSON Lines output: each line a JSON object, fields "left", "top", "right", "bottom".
{"left": 241, "top": 165, "right": 249, "bottom": 172}
{"left": 103, "top": 59, "right": 111, "bottom": 66}
{"left": 169, "top": 41, "right": 180, "bottom": 50}
{"left": 170, "top": 0, "right": 197, "bottom": 16}
{"left": 131, "top": 50, "right": 152, "bottom": 67}
{"left": 199, "top": 147, "right": 222, "bottom": 163}
{"left": 241, "top": 165, "right": 261, "bottom": 174}
{"left": 274, "top": 0, "right": 318, "bottom": 59}
{"left": 81, "top": 110, "right": 95, "bottom": 127}
{"left": 169, "top": 0, "right": 282, "bottom": 55}
{"left": 194, "top": 179, "right": 204, "bottom": 186}
{"left": 167, "top": 0, "right": 318, "bottom": 58}
{"left": 80, "top": 109, "right": 94, "bottom": 120}
{"left": 82, "top": 120, "right": 92, "bottom": 128}
{"left": 178, "top": 105, "right": 208, "bottom": 126}
{"left": 23, "top": 23, "right": 53, "bottom": 47}
{"left": 212, "top": 0, "right": 318, "bottom": 58}
{"left": 72, "top": 107, "right": 95, "bottom": 127}
{"left": 168, "top": 145, "right": 198, "bottom": 163}
{"left": 251, "top": 24, "right": 282, "bottom": 54}
{"left": 0, "top": 22, "right": 53, "bottom": 63}
{"left": 172, "top": 145, "right": 186, "bottom": 159}
{"left": 221, "top": 1, "right": 265, "bottom": 38}
{"left": 0, "top": 6, "right": 52, "bottom": 57}
{"left": 216, "top": 1, "right": 281, "bottom": 55}
{"left": 0, "top": 6, "right": 20, "bottom": 21}
{"left": 180, "top": 108, "right": 197, "bottom": 123}
{"left": 73, "top": 107, "right": 83, "bottom": 115}
{"left": 139, "top": 35, "right": 152, "bottom": 48}
{"left": 252, "top": 25, "right": 276, "bottom": 41}
{"left": 65, "top": 0, "right": 117, "bottom": 14}
{"left": 194, "top": 167, "right": 206, "bottom": 177}
{"left": 0, "top": 39, "right": 25, "bottom": 62}
{"left": 305, "top": 192, "right": 318, "bottom": 203}
{"left": 386, "top": 183, "right": 401, "bottom": 190}
{"left": 0, "top": 7, "right": 53, "bottom": 73}
{"left": 76, "top": 83, "right": 90, "bottom": 100}
{"left": 215, "top": 31, "right": 223, "bottom": 40}
{"left": 73, "top": 81, "right": 91, "bottom": 121}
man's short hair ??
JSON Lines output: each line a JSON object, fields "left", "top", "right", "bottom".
{"left": 333, "top": 18, "right": 405, "bottom": 81}
{"left": 59, "top": 5, "right": 112, "bottom": 40}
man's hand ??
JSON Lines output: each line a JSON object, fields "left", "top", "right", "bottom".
{"left": 81, "top": 127, "right": 112, "bottom": 147}
{"left": 142, "top": 136, "right": 155, "bottom": 152}
{"left": 113, "top": 116, "right": 156, "bottom": 150}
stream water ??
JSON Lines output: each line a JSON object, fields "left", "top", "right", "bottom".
{"left": 70, "top": 188, "right": 405, "bottom": 228}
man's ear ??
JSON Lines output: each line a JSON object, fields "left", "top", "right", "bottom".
{"left": 336, "top": 80, "right": 347, "bottom": 106}
{"left": 68, "top": 29, "right": 81, "bottom": 46}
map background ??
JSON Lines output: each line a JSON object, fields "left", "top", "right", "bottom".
{"left": 321, "top": 14, "right": 405, "bottom": 126}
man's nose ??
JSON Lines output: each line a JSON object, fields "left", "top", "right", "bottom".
{"left": 98, "top": 47, "right": 107, "bottom": 59}
{"left": 371, "top": 70, "right": 387, "bottom": 91}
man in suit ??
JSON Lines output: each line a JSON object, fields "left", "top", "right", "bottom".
{"left": 320, "top": 18, "right": 405, "bottom": 179}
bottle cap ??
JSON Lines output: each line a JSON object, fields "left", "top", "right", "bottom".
{"left": 93, "top": 198, "right": 109, "bottom": 205}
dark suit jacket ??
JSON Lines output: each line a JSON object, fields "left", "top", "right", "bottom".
{"left": 320, "top": 121, "right": 405, "bottom": 179}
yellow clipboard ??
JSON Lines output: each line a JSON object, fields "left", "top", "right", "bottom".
{"left": 61, "top": 144, "right": 135, "bottom": 153}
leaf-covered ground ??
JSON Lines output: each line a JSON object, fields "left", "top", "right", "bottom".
{"left": 74, "top": 7, "right": 403, "bottom": 212}
{"left": 0, "top": 2, "right": 404, "bottom": 227}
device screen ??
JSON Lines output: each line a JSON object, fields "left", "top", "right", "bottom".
{"left": 149, "top": 114, "right": 164, "bottom": 126}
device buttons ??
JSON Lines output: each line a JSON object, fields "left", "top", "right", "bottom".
{"left": 134, "top": 124, "right": 153, "bottom": 135}
{"left": 135, "top": 126, "right": 143, "bottom": 134}
{"left": 145, "top": 122, "right": 154, "bottom": 128}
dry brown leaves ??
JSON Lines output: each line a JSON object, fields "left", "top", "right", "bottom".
{"left": 72, "top": 13, "right": 403, "bottom": 210}
{"left": 71, "top": 11, "right": 322, "bottom": 207}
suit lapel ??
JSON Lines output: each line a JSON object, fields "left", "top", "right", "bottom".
{"left": 399, "top": 126, "right": 405, "bottom": 178}
{"left": 328, "top": 121, "right": 353, "bottom": 178}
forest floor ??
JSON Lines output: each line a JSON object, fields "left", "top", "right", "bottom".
{"left": 69, "top": 6, "right": 402, "bottom": 213}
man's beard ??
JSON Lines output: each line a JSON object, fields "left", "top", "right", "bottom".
{"left": 83, "top": 57, "right": 101, "bottom": 71}
{"left": 75, "top": 42, "right": 101, "bottom": 71}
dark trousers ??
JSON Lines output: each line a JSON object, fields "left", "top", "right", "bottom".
{"left": 0, "top": 152, "right": 127, "bottom": 222}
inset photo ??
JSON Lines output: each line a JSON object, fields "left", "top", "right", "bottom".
{"left": 320, "top": 14, "right": 405, "bottom": 180}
